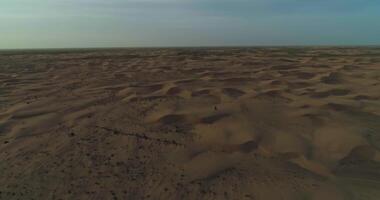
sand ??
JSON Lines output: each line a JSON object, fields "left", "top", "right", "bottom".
{"left": 1, "top": 47, "right": 380, "bottom": 199}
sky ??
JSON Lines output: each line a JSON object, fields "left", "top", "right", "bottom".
{"left": 1, "top": 0, "right": 380, "bottom": 49}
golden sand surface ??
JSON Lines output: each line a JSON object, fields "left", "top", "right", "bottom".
{"left": 1, "top": 47, "right": 380, "bottom": 199}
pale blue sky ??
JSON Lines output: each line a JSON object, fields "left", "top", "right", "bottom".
{"left": 1, "top": 0, "right": 380, "bottom": 48}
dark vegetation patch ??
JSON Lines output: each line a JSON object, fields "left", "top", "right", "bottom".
{"left": 222, "top": 88, "right": 246, "bottom": 98}
{"left": 311, "top": 89, "right": 350, "bottom": 98}
{"left": 200, "top": 113, "right": 231, "bottom": 124}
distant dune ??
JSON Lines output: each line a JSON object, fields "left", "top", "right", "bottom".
{"left": 1, "top": 47, "right": 380, "bottom": 199}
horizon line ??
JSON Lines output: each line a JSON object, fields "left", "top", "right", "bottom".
{"left": 1, "top": 44, "right": 380, "bottom": 51}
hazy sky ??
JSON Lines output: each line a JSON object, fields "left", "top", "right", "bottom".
{"left": 1, "top": 0, "right": 380, "bottom": 48}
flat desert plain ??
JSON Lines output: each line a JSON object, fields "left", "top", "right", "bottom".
{"left": 1, "top": 47, "right": 380, "bottom": 200}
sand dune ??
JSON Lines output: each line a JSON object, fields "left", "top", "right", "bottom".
{"left": 1, "top": 47, "right": 380, "bottom": 199}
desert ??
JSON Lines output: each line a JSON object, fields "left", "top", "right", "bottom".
{"left": 1, "top": 47, "right": 380, "bottom": 199}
